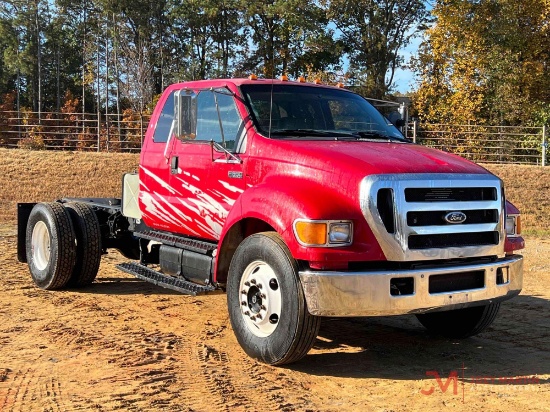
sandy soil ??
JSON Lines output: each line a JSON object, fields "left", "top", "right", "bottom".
{"left": 0, "top": 226, "right": 548, "bottom": 411}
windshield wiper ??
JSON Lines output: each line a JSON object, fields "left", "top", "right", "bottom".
{"left": 269, "top": 129, "right": 356, "bottom": 138}
{"left": 351, "top": 131, "right": 398, "bottom": 140}
{"left": 348, "top": 131, "right": 406, "bottom": 142}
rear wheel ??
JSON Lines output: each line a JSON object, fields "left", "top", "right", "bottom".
{"left": 227, "top": 232, "right": 320, "bottom": 365}
{"left": 416, "top": 303, "right": 501, "bottom": 338}
{"left": 65, "top": 202, "right": 102, "bottom": 287}
{"left": 25, "top": 202, "right": 76, "bottom": 290}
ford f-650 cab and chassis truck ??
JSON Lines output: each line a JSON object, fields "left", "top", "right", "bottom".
{"left": 18, "top": 78, "right": 525, "bottom": 365}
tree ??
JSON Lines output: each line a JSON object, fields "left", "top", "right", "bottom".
{"left": 412, "top": 0, "right": 550, "bottom": 126}
{"left": 324, "top": 0, "right": 429, "bottom": 98}
{"left": 239, "top": 0, "right": 340, "bottom": 78}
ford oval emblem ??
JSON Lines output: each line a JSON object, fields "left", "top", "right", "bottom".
{"left": 444, "top": 211, "right": 467, "bottom": 224}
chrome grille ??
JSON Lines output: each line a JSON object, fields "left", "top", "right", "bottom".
{"left": 360, "top": 174, "right": 505, "bottom": 262}
{"left": 407, "top": 209, "right": 498, "bottom": 227}
{"left": 404, "top": 187, "right": 497, "bottom": 202}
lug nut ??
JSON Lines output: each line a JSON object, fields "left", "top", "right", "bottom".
{"left": 250, "top": 279, "right": 257, "bottom": 285}
{"left": 244, "top": 311, "right": 250, "bottom": 316}
{"left": 244, "top": 281, "right": 250, "bottom": 287}
{"left": 256, "top": 314, "right": 263, "bottom": 320}
{"left": 241, "top": 290, "right": 247, "bottom": 294}
{"left": 260, "top": 305, "right": 266, "bottom": 311}
{"left": 260, "top": 294, "right": 266, "bottom": 299}
{"left": 257, "top": 284, "right": 263, "bottom": 289}
{"left": 241, "top": 301, "right": 247, "bottom": 306}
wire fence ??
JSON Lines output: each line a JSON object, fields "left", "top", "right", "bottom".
{"left": 410, "top": 122, "right": 547, "bottom": 166}
{"left": 0, "top": 111, "right": 150, "bottom": 153}
{"left": 0, "top": 110, "right": 547, "bottom": 166}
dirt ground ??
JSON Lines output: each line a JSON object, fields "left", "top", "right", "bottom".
{"left": 0, "top": 225, "right": 548, "bottom": 411}
{"left": 0, "top": 150, "right": 548, "bottom": 411}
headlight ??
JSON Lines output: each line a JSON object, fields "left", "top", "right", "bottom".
{"left": 505, "top": 214, "right": 521, "bottom": 237}
{"left": 294, "top": 220, "right": 353, "bottom": 247}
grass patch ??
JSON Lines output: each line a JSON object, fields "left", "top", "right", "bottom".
{"left": 0, "top": 148, "right": 139, "bottom": 223}
{"left": 483, "top": 164, "right": 550, "bottom": 235}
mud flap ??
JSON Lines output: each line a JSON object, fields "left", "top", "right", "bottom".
{"left": 17, "top": 203, "right": 36, "bottom": 263}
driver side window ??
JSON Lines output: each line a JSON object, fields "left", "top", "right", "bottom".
{"left": 196, "top": 91, "right": 243, "bottom": 151}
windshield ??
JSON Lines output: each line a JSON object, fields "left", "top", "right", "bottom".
{"left": 240, "top": 84, "right": 405, "bottom": 141}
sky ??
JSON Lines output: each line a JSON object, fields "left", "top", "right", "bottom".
{"left": 392, "top": 30, "right": 426, "bottom": 94}
{"left": 392, "top": 1, "right": 433, "bottom": 94}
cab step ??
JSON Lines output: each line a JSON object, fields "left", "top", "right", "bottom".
{"left": 134, "top": 230, "right": 217, "bottom": 255}
{"left": 116, "top": 262, "right": 217, "bottom": 296}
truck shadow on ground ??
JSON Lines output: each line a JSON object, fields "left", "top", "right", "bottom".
{"left": 76, "top": 277, "right": 184, "bottom": 296}
{"left": 289, "top": 294, "right": 550, "bottom": 385}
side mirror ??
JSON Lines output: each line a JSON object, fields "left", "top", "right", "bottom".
{"left": 175, "top": 90, "right": 197, "bottom": 140}
{"left": 394, "top": 118, "right": 406, "bottom": 128}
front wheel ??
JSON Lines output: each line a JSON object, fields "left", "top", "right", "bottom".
{"left": 227, "top": 232, "right": 320, "bottom": 365}
{"left": 416, "top": 303, "right": 501, "bottom": 338}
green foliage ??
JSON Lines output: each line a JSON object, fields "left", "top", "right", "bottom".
{"left": 324, "top": 0, "right": 429, "bottom": 99}
{"left": 0, "top": 0, "right": 429, "bottom": 115}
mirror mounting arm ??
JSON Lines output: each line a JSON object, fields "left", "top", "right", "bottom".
{"left": 211, "top": 141, "right": 242, "bottom": 164}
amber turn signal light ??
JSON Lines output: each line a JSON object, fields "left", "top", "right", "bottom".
{"left": 294, "top": 221, "right": 327, "bottom": 246}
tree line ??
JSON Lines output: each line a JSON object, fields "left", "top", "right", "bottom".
{"left": 1, "top": 0, "right": 547, "bottom": 133}
{"left": 0, "top": 0, "right": 428, "bottom": 119}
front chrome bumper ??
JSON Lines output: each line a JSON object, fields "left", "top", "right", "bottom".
{"left": 299, "top": 255, "right": 523, "bottom": 317}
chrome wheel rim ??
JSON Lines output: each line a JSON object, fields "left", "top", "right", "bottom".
{"left": 31, "top": 221, "right": 51, "bottom": 273}
{"left": 238, "top": 261, "right": 282, "bottom": 337}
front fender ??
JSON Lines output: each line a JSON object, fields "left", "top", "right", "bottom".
{"left": 219, "top": 175, "right": 385, "bottom": 268}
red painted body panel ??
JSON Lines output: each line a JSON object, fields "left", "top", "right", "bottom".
{"left": 138, "top": 79, "right": 524, "bottom": 282}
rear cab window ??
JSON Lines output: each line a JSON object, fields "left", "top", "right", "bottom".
{"left": 153, "top": 91, "right": 175, "bottom": 143}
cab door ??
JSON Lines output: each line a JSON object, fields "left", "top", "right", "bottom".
{"left": 168, "top": 89, "right": 246, "bottom": 241}
{"left": 139, "top": 89, "right": 181, "bottom": 232}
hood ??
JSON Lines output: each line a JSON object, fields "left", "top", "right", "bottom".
{"left": 258, "top": 139, "right": 490, "bottom": 176}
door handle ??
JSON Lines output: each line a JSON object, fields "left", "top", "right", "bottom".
{"left": 170, "top": 156, "right": 179, "bottom": 174}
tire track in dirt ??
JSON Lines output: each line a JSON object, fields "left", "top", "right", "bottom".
{"left": 39, "top": 375, "right": 66, "bottom": 412}
{"left": 23, "top": 276, "right": 323, "bottom": 411}
{"left": 0, "top": 366, "right": 71, "bottom": 412}
{"left": 1, "top": 367, "right": 39, "bottom": 412}
{"left": 0, "top": 368, "right": 11, "bottom": 411}
{"left": 36, "top": 314, "right": 189, "bottom": 410}
{"left": 178, "top": 317, "right": 305, "bottom": 412}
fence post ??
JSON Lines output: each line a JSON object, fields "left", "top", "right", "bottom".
{"left": 140, "top": 113, "right": 144, "bottom": 148}
{"left": 97, "top": 113, "right": 101, "bottom": 152}
{"left": 106, "top": 114, "right": 110, "bottom": 152}
{"left": 543, "top": 124, "right": 547, "bottom": 167}
{"left": 413, "top": 120, "right": 417, "bottom": 143}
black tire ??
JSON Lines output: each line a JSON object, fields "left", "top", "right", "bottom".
{"left": 227, "top": 232, "right": 321, "bottom": 365}
{"left": 416, "top": 302, "right": 501, "bottom": 339}
{"left": 65, "top": 202, "right": 102, "bottom": 287}
{"left": 25, "top": 202, "right": 77, "bottom": 290}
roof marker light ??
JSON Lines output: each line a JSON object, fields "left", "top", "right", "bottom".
{"left": 248, "top": 74, "right": 258, "bottom": 80}
{"left": 280, "top": 75, "right": 289, "bottom": 81}
{"left": 313, "top": 79, "right": 322, "bottom": 84}
{"left": 336, "top": 82, "right": 345, "bottom": 88}
{"left": 298, "top": 76, "right": 306, "bottom": 83}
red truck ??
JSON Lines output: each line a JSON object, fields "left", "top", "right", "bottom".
{"left": 18, "top": 78, "right": 525, "bottom": 365}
